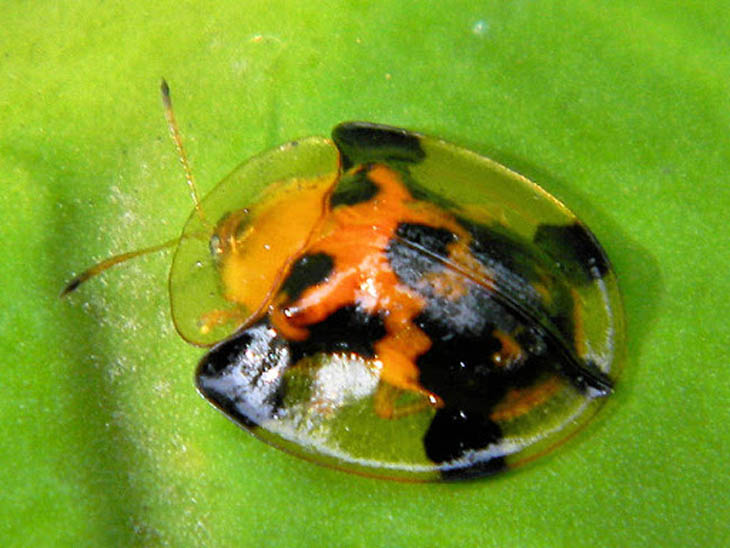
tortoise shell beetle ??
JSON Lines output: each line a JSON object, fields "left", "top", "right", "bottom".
{"left": 65, "top": 85, "right": 624, "bottom": 481}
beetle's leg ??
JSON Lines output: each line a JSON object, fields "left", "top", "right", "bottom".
{"left": 491, "top": 329, "right": 526, "bottom": 369}
{"left": 490, "top": 375, "right": 562, "bottom": 422}
{"left": 198, "top": 307, "right": 248, "bottom": 335}
{"left": 369, "top": 309, "right": 444, "bottom": 419}
{"left": 373, "top": 381, "right": 441, "bottom": 419}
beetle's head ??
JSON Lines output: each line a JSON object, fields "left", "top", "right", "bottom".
{"left": 209, "top": 208, "right": 252, "bottom": 267}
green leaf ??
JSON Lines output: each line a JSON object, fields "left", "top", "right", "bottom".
{"left": 1, "top": 1, "right": 728, "bottom": 546}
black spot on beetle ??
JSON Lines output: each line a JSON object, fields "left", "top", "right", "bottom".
{"left": 330, "top": 167, "right": 380, "bottom": 207}
{"left": 416, "top": 315, "right": 545, "bottom": 409}
{"left": 393, "top": 217, "right": 610, "bottom": 402}
{"left": 289, "top": 305, "right": 386, "bottom": 362}
{"left": 458, "top": 217, "right": 541, "bottom": 281}
{"left": 197, "top": 330, "right": 255, "bottom": 378}
{"left": 424, "top": 406, "right": 507, "bottom": 478}
{"left": 534, "top": 222, "right": 611, "bottom": 281}
{"left": 281, "top": 253, "right": 334, "bottom": 302}
{"left": 416, "top": 323, "right": 501, "bottom": 403}
{"left": 395, "top": 222, "right": 457, "bottom": 255}
{"left": 387, "top": 223, "right": 457, "bottom": 287}
{"left": 332, "top": 122, "right": 426, "bottom": 170}
{"left": 397, "top": 172, "right": 462, "bottom": 212}
{"left": 440, "top": 455, "right": 508, "bottom": 481}
{"left": 196, "top": 321, "right": 292, "bottom": 428}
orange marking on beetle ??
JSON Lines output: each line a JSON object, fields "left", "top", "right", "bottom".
{"left": 490, "top": 376, "right": 562, "bottom": 422}
{"left": 373, "top": 381, "right": 438, "bottom": 419}
{"left": 270, "top": 164, "right": 482, "bottom": 404}
{"left": 198, "top": 307, "right": 248, "bottom": 335}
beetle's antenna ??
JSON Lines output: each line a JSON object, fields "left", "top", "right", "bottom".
{"left": 161, "top": 79, "right": 206, "bottom": 223}
{"left": 60, "top": 81, "right": 214, "bottom": 297}
{"left": 60, "top": 237, "right": 180, "bottom": 297}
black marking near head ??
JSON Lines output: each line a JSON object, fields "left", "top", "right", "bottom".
{"left": 534, "top": 222, "right": 611, "bottom": 282}
{"left": 332, "top": 122, "right": 426, "bottom": 170}
{"left": 196, "top": 321, "right": 291, "bottom": 428}
{"left": 330, "top": 167, "right": 380, "bottom": 207}
{"left": 289, "top": 305, "right": 386, "bottom": 363}
{"left": 281, "top": 253, "right": 334, "bottom": 302}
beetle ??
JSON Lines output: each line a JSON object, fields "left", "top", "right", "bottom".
{"left": 64, "top": 81, "right": 624, "bottom": 481}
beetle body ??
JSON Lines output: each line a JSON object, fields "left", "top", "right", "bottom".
{"left": 173, "top": 122, "right": 625, "bottom": 481}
